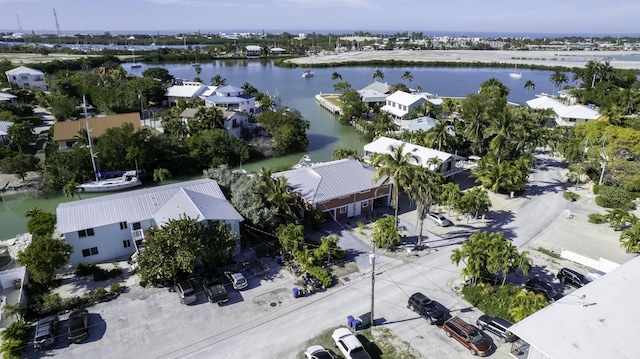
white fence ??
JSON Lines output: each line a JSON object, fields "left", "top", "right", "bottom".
{"left": 560, "top": 249, "right": 620, "bottom": 273}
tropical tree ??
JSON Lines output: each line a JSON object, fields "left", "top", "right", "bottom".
{"left": 332, "top": 148, "right": 360, "bottom": 160}
{"left": 26, "top": 211, "right": 57, "bottom": 237}
{"left": 371, "top": 144, "right": 419, "bottom": 223}
{"left": 524, "top": 80, "right": 535, "bottom": 93}
{"left": 401, "top": 71, "right": 413, "bottom": 85}
{"left": 63, "top": 180, "right": 83, "bottom": 200}
{"left": 405, "top": 165, "right": 444, "bottom": 247}
{"left": 550, "top": 70, "right": 569, "bottom": 92}
{"left": 372, "top": 68, "right": 385, "bottom": 82}
{"left": 372, "top": 214, "right": 401, "bottom": 249}
{"left": 425, "top": 117, "right": 455, "bottom": 152}
{"left": 333, "top": 81, "right": 352, "bottom": 93}
{"left": 257, "top": 168, "right": 301, "bottom": 226}
{"left": 17, "top": 234, "right": 73, "bottom": 284}
{"left": 153, "top": 168, "right": 172, "bottom": 183}
{"left": 440, "top": 182, "right": 462, "bottom": 215}
{"left": 24, "top": 207, "right": 43, "bottom": 219}
{"left": 508, "top": 291, "right": 548, "bottom": 322}
{"left": 456, "top": 186, "right": 492, "bottom": 222}
{"left": 620, "top": 221, "right": 640, "bottom": 253}
{"left": 331, "top": 72, "right": 342, "bottom": 81}
{"left": 7, "top": 121, "right": 32, "bottom": 153}
{"left": 211, "top": 74, "right": 227, "bottom": 86}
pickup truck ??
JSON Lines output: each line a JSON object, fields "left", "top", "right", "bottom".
{"left": 332, "top": 327, "right": 372, "bottom": 359}
{"left": 202, "top": 274, "right": 229, "bottom": 305}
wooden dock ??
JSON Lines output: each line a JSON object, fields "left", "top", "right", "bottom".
{"left": 315, "top": 94, "right": 342, "bottom": 115}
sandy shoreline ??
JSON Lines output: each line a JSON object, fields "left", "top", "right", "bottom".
{"left": 287, "top": 49, "right": 640, "bottom": 70}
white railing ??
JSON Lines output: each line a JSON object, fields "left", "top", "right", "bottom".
{"left": 560, "top": 249, "right": 620, "bottom": 273}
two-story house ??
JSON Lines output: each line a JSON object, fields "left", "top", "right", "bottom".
{"left": 273, "top": 159, "right": 391, "bottom": 220}
{"left": 204, "top": 85, "right": 256, "bottom": 114}
{"left": 380, "top": 91, "right": 426, "bottom": 123}
{"left": 5, "top": 66, "right": 47, "bottom": 90}
{"left": 179, "top": 107, "right": 248, "bottom": 138}
{"left": 56, "top": 179, "right": 244, "bottom": 265}
{"left": 364, "top": 136, "right": 465, "bottom": 179}
{"left": 164, "top": 81, "right": 213, "bottom": 106}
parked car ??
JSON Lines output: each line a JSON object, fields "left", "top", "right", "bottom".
{"left": 33, "top": 315, "right": 59, "bottom": 351}
{"left": 557, "top": 267, "right": 591, "bottom": 288}
{"left": 443, "top": 317, "right": 494, "bottom": 356}
{"left": 201, "top": 273, "right": 229, "bottom": 305}
{"left": 427, "top": 212, "right": 453, "bottom": 227}
{"left": 225, "top": 271, "right": 248, "bottom": 290}
{"left": 475, "top": 315, "right": 517, "bottom": 343}
{"left": 175, "top": 278, "right": 198, "bottom": 305}
{"left": 524, "top": 278, "right": 558, "bottom": 302}
{"left": 304, "top": 345, "right": 336, "bottom": 359}
{"left": 407, "top": 292, "right": 446, "bottom": 325}
{"left": 67, "top": 309, "right": 89, "bottom": 343}
{"left": 332, "top": 327, "right": 372, "bottom": 359}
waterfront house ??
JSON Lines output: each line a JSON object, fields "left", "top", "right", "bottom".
{"left": 204, "top": 85, "right": 256, "bottom": 114}
{"left": 164, "top": 81, "right": 211, "bottom": 106}
{"left": 526, "top": 95, "right": 600, "bottom": 126}
{"left": 56, "top": 179, "right": 244, "bottom": 265}
{"left": 380, "top": 91, "right": 426, "bottom": 123}
{"left": 245, "top": 45, "right": 262, "bottom": 57}
{"left": 273, "top": 159, "right": 391, "bottom": 220}
{"left": 180, "top": 107, "right": 248, "bottom": 138}
{"left": 364, "top": 136, "right": 465, "bottom": 179}
{"left": 53, "top": 113, "right": 141, "bottom": 150}
{"left": 358, "top": 81, "right": 391, "bottom": 109}
{"left": 4, "top": 66, "right": 47, "bottom": 91}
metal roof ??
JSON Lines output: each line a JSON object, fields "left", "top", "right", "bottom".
{"left": 5, "top": 66, "right": 44, "bottom": 76}
{"left": 364, "top": 136, "right": 463, "bottom": 170}
{"left": 360, "top": 81, "right": 390, "bottom": 94}
{"left": 509, "top": 256, "right": 640, "bottom": 359}
{"left": 164, "top": 83, "right": 208, "bottom": 98}
{"left": 385, "top": 91, "right": 425, "bottom": 107}
{"left": 273, "top": 159, "right": 385, "bottom": 205}
{"left": 0, "top": 121, "right": 13, "bottom": 136}
{"left": 56, "top": 179, "right": 242, "bottom": 233}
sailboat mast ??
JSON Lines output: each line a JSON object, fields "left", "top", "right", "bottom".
{"left": 83, "top": 96, "right": 99, "bottom": 181}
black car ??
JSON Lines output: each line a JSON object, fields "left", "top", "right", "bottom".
{"left": 407, "top": 292, "right": 446, "bottom": 325}
{"left": 67, "top": 309, "right": 89, "bottom": 343}
{"left": 557, "top": 268, "right": 591, "bottom": 288}
{"left": 476, "top": 315, "right": 517, "bottom": 343}
{"left": 524, "top": 278, "right": 558, "bottom": 301}
{"left": 201, "top": 273, "right": 229, "bottom": 305}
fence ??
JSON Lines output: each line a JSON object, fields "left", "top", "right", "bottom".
{"left": 560, "top": 249, "right": 620, "bottom": 273}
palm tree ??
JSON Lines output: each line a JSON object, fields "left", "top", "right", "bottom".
{"left": 524, "top": 80, "right": 535, "bottom": 93}
{"left": 63, "top": 180, "right": 83, "bottom": 200}
{"left": 550, "top": 70, "right": 569, "bottom": 92}
{"left": 620, "top": 221, "right": 640, "bottom": 253}
{"left": 425, "top": 118, "right": 454, "bottom": 152}
{"left": 211, "top": 74, "right": 227, "bottom": 86}
{"left": 372, "top": 68, "right": 385, "bottom": 82}
{"left": 25, "top": 207, "right": 43, "bottom": 218}
{"left": 331, "top": 72, "right": 342, "bottom": 81}
{"left": 194, "top": 65, "right": 202, "bottom": 77}
{"left": 401, "top": 71, "right": 413, "bottom": 85}
{"left": 406, "top": 165, "right": 444, "bottom": 247}
{"left": 153, "top": 168, "right": 172, "bottom": 183}
{"left": 371, "top": 144, "right": 419, "bottom": 223}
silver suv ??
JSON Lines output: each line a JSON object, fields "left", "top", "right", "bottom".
{"left": 476, "top": 315, "right": 517, "bottom": 343}
{"left": 33, "top": 315, "right": 59, "bottom": 351}
{"left": 175, "top": 278, "right": 198, "bottom": 305}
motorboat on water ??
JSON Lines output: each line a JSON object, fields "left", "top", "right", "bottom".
{"left": 79, "top": 171, "right": 142, "bottom": 193}
{"left": 301, "top": 70, "right": 315, "bottom": 78}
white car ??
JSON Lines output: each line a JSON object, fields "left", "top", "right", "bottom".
{"left": 331, "top": 327, "right": 372, "bottom": 359}
{"left": 226, "top": 271, "right": 248, "bottom": 290}
{"left": 304, "top": 345, "right": 336, "bottom": 359}
{"left": 427, "top": 212, "right": 453, "bottom": 227}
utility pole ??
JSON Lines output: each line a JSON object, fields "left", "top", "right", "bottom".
{"left": 370, "top": 239, "right": 376, "bottom": 328}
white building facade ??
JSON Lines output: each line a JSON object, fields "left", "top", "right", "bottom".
{"left": 5, "top": 66, "right": 47, "bottom": 90}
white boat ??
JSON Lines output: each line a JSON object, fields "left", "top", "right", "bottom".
{"left": 130, "top": 49, "right": 142, "bottom": 68}
{"left": 292, "top": 154, "right": 320, "bottom": 169}
{"left": 78, "top": 96, "right": 142, "bottom": 193}
{"left": 509, "top": 65, "right": 522, "bottom": 79}
{"left": 301, "top": 70, "right": 315, "bottom": 78}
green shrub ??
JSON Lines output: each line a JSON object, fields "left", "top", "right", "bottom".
{"left": 563, "top": 191, "right": 580, "bottom": 202}
{"left": 307, "top": 266, "right": 333, "bottom": 288}
{"left": 461, "top": 283, "right": 520, "bottom": 322}
{"left": 75, "top": 263, "right": 97, "bottom": 277}
{"left": 596, "top": 186, "right": 633, "bottom": 209}
{"left": 592, "top": 184, "right": 603, "bottom": 194}
{"left": 90, "top": 287, "right": 108, "bottom": 302}
{"left": 109, "top": 282, "right": 122, "bottom": 293}
{"left": 588, "top": 213, "right": 606, "bottom": 224}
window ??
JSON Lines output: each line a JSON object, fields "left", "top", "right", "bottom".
{"left": 362, "top": 201, "right": 369, "bottom": 208}
{"left": 123, "top": 240, "right": 132, "bottom": 248}
{"left": 339, "top": 206, "right": 347, "bottom": 214}
{"left": 132, "top": 222, "right": 141, "bottom": 230}
{"left": 21, "top": 75, "right": 28, "bottom": 80}
{"left": 81, "top": 247, "right": 99, "bottom": 257}
{"left": 119, "top": 222, "right": 128, "bottom": 230}
{"left": 77, "top": 228, "right": 95, "bottom": 238}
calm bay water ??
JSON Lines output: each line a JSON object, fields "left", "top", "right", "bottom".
{"left": 0, "top": 60, "right": 561, "bottom": 240}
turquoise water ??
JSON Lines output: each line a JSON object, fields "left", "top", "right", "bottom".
{"left": 0, "top": 61, "right": 561, "bottom": 240}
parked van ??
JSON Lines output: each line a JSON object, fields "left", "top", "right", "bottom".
{"left": 33, "top": 315, "right": 59, "bottom": 351}
{"left": 443, "top": 317, "right": 493, "bottom": 356}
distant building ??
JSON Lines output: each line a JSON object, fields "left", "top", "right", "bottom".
{"left": 5, "top": 66, "right": 47, "bottom": 90}
{"left": 53, "top": 112, "right": 141, "bottom": 150}
{"left": 245, "top": 45, "right": 262, "bottom": 57}
{"left": 56, "top": 179, "right": 243, "bottom": 265}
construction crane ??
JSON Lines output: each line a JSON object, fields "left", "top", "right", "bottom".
{"left": 53, "top": 8, "right": 61, "bottom": 36}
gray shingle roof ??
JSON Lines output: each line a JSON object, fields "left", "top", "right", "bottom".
{"left": 274, "top": 159, "right": 385, "bottom": 204}
{"left": 56, "top": 179, "right": 242, "bottom": 233}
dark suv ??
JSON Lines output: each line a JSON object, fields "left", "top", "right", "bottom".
{"left": 557, "top": 268, "right": 591, "bottom": 288}
{"left": 33, "top": 315, "right": 59, "bottom": 351}
{"left": 524, "top": 278, "right": 558, "bottom": 302}
{"left": 476, "top": 315, "right": 517, "bottom": 343}
{"left": 407, "top": 292, "right": 445, "bottom": 325}
{"left": 443, "top": 317, "right": 494, "bottom": 356}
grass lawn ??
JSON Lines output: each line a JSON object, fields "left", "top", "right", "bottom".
{"left": 0, "top": 53, "right": 99, "bottom": 64}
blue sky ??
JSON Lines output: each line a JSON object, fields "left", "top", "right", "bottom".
{"left": 1, "top": 0, "right": 639, "bottom": 36}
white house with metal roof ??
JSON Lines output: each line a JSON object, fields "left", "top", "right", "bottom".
{"left": 0, "top": 121, "right": 13, "bottom": 145}
{"left": 380, "top": 91, "right": 426, "bottom": 123}
{"left": 204, "top": 85, "right": 256, "bottom": 114}
{"left": 180, "top": 107, "right": 248, "bottom": 138}
{"left": 364, "top": 136, "right": 465, "bottom": 178}
{"left": 273, "top": 159, "right": 391, "bottom": 220}
{"left": 5, "top": 66, "right": 47, "bottom": 90}
{"left": 56, "top": 179, "right": 243, "bottom": 265}
{"left": 526, "top": 95, "right": 600, "bottom": 126}
{"left": 0, "top": 92, "right": 17, "bottom": 106}
{"left": 164, "top": 81, "right": 212, "bottom": 106}
{"left": 245, "top": 45, "right": 262, "bottom": 57}
{"left": 507, "top": 255, "right": 640, "bottom": 359}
